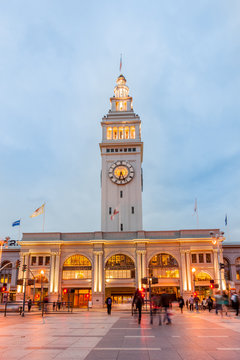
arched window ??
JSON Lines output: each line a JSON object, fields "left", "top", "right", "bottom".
{"left": 125, "top": 127, "right": 129, "bottom": 139}
{"left": 149, "top": 253, "right": 179, "bottom": 278}
{"left": 130, "top": 126, "right": 135, "bottom": 139}
{"left": 107, "top": 127, "right": 112, "bottom": 140}
{"left": 119, "top": 127, "right": 123, "bottom": 139}
{"left": 223, "top": 258, "right": 231, "bottom": 281}
{"left": 62, "top": 255, "right": 92, "bottom": 280}
{"left": 235, "top": 257, "right": 240, "bottom": 280}
{"left": 195, "top": 272, "right": 212, "bottom": 282}
{"left": 113, "top": 127, "right": 118, "bottom": 140}
{"left": 105, "top": 254, "right": 135, "bottom": 279}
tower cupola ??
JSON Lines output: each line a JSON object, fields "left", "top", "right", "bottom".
{"left": 110, "top": 74, "right": 133, "bottom": 112}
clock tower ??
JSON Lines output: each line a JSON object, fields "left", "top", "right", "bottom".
{"left": 100, "top": 74, "right": 143, "bottom": 232}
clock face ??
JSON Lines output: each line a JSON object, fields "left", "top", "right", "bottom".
{"left": 109, "top": 161, "right": 134, "bottom": 185}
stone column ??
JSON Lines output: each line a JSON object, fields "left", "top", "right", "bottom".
{"left": 180, "top": 251, "right": 188, "bottom": 292}
{"left": 93, "top": 252, "right": 98, "bottom": 293}
{"left": 54, "top": 253, "right": 60, "bottom": 293}
{"left": 213, "top": 249, "right": 219, "bottom": 283}
{"left": 98, "top": 251, "right": 103, "bottom": 293}
{"left": 186, "top": 251, "right": 192, "bottom": 292}
{"left": 136, "top": 251, "right": 142, "bottom": 289}
{"left": 142, "top": 251, "right": 147, "bottom": 278}
{"left": 49, "top": 253, "right": 55, "bottom": 293}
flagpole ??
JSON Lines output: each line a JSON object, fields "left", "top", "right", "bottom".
{"left": 43, "top": 204, "right": 45, "bottom": 232}
{"left": 18, "top": 219, "right": 21, "bottom": 241}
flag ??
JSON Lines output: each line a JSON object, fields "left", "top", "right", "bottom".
{"left": 12, "top": 219, "right": 20, "bottom": 227}
{"left": 120, "top": 53, "right": 122, "bottom": 72}
{"left": 194, "top": 198, "right": 198, "bottom": 213}
{"left": 30, "top": 203, "right": 45, "bottom": 218}
{"left": 225, "top": 214, "right": 228, "bottom": 226}
{"left": 111, "top": 209, "right": 119, "bottom": 221}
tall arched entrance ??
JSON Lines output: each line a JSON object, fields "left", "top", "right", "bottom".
{"left": 105, "top": 254, "right": 135, "bottom": 304}
{"left": 62, "top": 254, "right": 92, "bottom": 308}
{"left": 148, "top": 253, "right": 180, "bottom": 300}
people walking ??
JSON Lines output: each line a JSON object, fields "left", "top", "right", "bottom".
{"left": 189, "top": 295, "right": 194, "bottom": 312}
{"left": 27, "top": 298, "right": 32, "bottom": 312}
{"left": 160, "top": 291, "right": 171, "bottom": 324}
{"left": 132, "top": 289, "right": 144, "bottom": 324}
{"left": 106, "top": 296, "right": 112, "bottom": 315}
{"left": 194, "top": 295, "right": 200, "bottom": 312}
{"left": 215, "top": 291, "right": 223, "bottom": 317}
{"left": 222, "top": 292, "right": 229, "bottom": 316}
{"left": 178, "top": 296, "right": 185, "bottom": 314}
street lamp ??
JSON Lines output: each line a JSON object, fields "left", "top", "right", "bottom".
{"left": 192, "top": 268, "right": 196, "bottom": 293}
{"left": 210, "top": 231, "right": 224, "bottom": 294}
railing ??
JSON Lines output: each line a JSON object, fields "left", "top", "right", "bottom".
{"left": 0, "top": 301, "right": 73, "bottom": 317}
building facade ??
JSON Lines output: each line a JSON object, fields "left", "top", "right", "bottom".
{"left": 11, "top": 74, "right": 234, "bottom": 307}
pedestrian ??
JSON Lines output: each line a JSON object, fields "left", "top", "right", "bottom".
{"left": 132, "top": 289, "right": 144, "bottom": 324}
{"left": 178, "top": 296, "right": 185, "bottom": 314}
{"left": 189, "top": 295, "right": 194, "bottom": 312}
{"left": 222, "top": 292, "right": 229, "bottom": 316}
{"left": 53, "top": 301, "right": 56, "bottom": 311}
{"left": 215, "top": 291, "right": 223, "bottom": 317}
{"left": 231, "top": 292, "right": 239, "bottom": 316}
{"left": 194, "top": 295, "right": 200, "bottom": 312}
{"left": 27, "top": 298, "right": 32, "bottom": 312}
{"left": 207, "top": 296, "right": 213, "bottom": 312}
{"left": 202, "top": 298, "right": 207, "bottom": 310}
{"left": 57, "top": 298, "right": 61, "bottom": 311}
{"left": 106, "top": 296, "right": 112, "bottom": 315}
{"left": 160, "top": 291, "right": 171, "bottom": 325}
{"left": 186, "top": 299, "right": 189, "bottom": 309}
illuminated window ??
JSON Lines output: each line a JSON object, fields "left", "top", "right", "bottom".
{"left": 105, "top": 254, "right": 135, "bottom": 279}
{"left": 224, "top": 258, "right": 231, "bottom": 280}
{"left": 62, "top": 255, "right": 92, "bottom": 280}
{"left": 119, "top": 102, "right": 123, "bottom": 111}
{"left": 113, "top": 127, "right": 118, "bottom": 140}
{"left": 119, "top": 127, "right": 123, "bottom": 139}
{"left": 149, "top": 253, "right": 179, "bottom": 279}
{"left": 236, "top": 257, "right": 240, "bottom": 280}
{"left": 130, "top": 126, "right": 135, "bottom": 139}
{"left": 107, "top": 127, "right": 112, "bottom": 140}
{"left": 125, "top": 127, "right": 129, "bottom": 139}
{"left": 123, "top": 102, "right": 127, "bottom": 110}
{"left": 206, "top": 253, "right": 211, "bottom": 263}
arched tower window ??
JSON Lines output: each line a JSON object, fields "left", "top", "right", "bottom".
{"left": 62, "top": 255, "right": 92, "bottom": 280}
{"left": 125, "top": 127, "right": 129, "bottom": 139}
{"left": 105, "top": 254, "right": 135, "bottom": 279}
{"left": 119, "top": 127, "right": 123, "bottom": 139}
{"left": 130, "top": 126, "right": 135, "bottom": 139}
{"left": 107, "top": 127, "right": 112, "bottom": 140}
{"left": 113, "top": 127, "right": 118, "bottom": 140}
{"left": 149, "top": 253, "right": 179, "bottom": 278}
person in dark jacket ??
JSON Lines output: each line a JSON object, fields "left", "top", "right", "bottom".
{"left": 27, "top": 298, "right": 32, "bottom": 312}
{"left": 133, "top": 289, "right": 144, "bottom": 324}
{"left": 178, "top": 296, "right": 185, "bottom": 314}
{"left": 160, "top": 292, "right": 171, "bottom": 324}
{"left": 106, "top": 296, "right": 112, "bottom": 315}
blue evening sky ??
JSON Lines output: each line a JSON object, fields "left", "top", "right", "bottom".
{"left": 0, "top": 1, "right": 239, "bottom": 242}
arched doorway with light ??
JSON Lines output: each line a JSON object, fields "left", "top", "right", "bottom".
{"left": 148, "top": 253, "right": 180, "bottom": 301}
{"left": 62, "top": 254, "right": 92, "bottom": 308}
{"left": 105, "top": 253, "right": 136, "bottom": 305}
{"left": 194, "top": 271, "right": 213, "bottom": 299}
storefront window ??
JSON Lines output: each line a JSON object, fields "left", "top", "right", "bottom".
{"left": 195, "top": 272, "right": 211, "bottom": 281}
{"left": 235, "top": 257, "right": 240, "bottom": 280}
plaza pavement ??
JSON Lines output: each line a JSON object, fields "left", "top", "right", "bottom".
{"left": 0, "top": 308, "right": 240, "bottom": 359}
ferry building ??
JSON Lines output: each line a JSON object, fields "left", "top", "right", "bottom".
{"left": 17, "top": 75, "right": 226, "bottom": 307}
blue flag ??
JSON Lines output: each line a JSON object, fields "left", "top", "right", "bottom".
{"left": 12, "top": 219, "right": 20, "bottom": 227}
{"left": 225, "top": 214, "right": 227, "bottom": 226}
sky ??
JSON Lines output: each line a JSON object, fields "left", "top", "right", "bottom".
{"left": 0, "top": 1, "right": 240, "bottom": 242}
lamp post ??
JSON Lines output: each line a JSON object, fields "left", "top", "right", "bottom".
{"left": 210, "top": 231, "right": 224, "bottom": 295}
